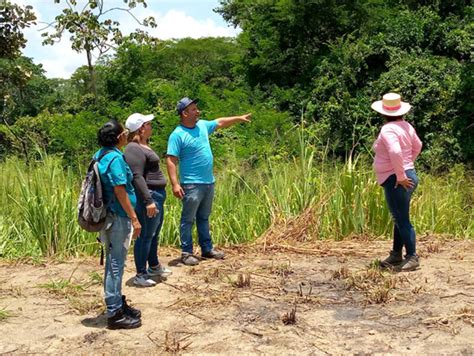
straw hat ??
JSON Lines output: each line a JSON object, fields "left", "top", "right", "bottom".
{"left": 371, "top": 93, "right": 411, "bottom": 116}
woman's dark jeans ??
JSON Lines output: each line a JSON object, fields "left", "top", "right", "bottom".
{"left": 382, "top": 169, "right": 419, "bottom": 256}
{"left": 134, "top": 188, "right": 166, "bottom": 275}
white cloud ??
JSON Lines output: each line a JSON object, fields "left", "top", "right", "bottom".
{"left": 19, "top": 3, "right": 240, "bottom": 79}
{"left": 150, "top": 9, "right": 239, "bottom": 39}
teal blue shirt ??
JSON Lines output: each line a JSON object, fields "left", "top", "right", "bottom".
{"left": 167, "top": 120, "right": 218, "bottom": 184}
{"left": 94, "top": 147, "right": 136, "bottom": 217}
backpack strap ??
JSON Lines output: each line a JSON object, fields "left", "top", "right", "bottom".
{"left": 96, "top": 149, "right": 114, "bottom": 162}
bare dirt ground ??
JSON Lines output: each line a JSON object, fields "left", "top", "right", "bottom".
{"left": 0, "top": 236, "right": 473, "bottom": 355}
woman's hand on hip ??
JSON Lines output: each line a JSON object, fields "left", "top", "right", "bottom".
{"left": 146, "top": 202, "right": 157, "bottom": 218}
{"left": 395, "top": 178, "right": 414, "bottom": 190}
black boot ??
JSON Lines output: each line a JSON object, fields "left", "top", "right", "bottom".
{"left": 107, "top": 308, "right": 141, "bottom": 330}
{"left": 122, "top": 295, "right": 141, "bottom": 319}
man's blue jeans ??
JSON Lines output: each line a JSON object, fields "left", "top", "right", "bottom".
{"left": 134, "top": 188, "right": 166, "bottom": 275}
{"left": 180, "top": 183, "right": 214, "bottom": 254}
{"left": 382, "top": 169, "right": 419, "bottom": 256}
{"left": 102, "top": 214, "right": 131, "bottom": 317}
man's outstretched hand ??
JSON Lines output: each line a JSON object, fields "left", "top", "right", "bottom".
{"left": 239, "top": 113, "right": 252, "bottom": 123}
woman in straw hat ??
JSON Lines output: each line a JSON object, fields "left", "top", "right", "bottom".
{"left": 371, "top": 93, "right": 423, "bottom": 271}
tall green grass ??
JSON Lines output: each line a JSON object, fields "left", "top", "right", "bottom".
{"left": 0, "top": 150, "right": 472, "bottom": 258}
{"left": 0, "top": 155, "right": 98, "bottom": 258}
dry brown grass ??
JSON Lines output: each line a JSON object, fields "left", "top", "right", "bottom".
{"left": 282, "top": 305, "right": 297, "bottom": 325}
{"left": 68, "top": 295, "right": 103, "bottom": 315}
{"left": 270, "top": 262, "right": 294, "bottom": 277}
{"left": 162, "top": 332, "right": 193, "bottom": 353}
{"left": 231, "top": 273, "right": 251, "bottom": 288}
{"left": 257, "top": 207, "right": 321, "bottom": 250}
{"left": 332, "top": 266, "right": 350, "bottom": 280}
{"left": 343, "top": 267, "right": 399, "bottom": 304}
{"left": 422, "top": 306, "right": 474, "bottom": 335}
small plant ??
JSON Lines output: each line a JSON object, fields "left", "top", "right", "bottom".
{"left": 38, "top": 279, "right": 85, "bottom": 297}
{"left": 68, "top": 296, "right": 103, "bottom": 315}
{"left": 450, "top": 252, "right": 464, "bottom": 260}
{"left": 368, "top": 259, "right": 382, "bottom": 269}
{"left": 231, "top": 273, "right": 251, "bottom": 288}
{"left": 271, "top": 262, "right": 294, "bottom": 277}
{"left": 426, "top": 241, "right": 442, "bottom": 254}
{"left": 0, "top": 308, "right": 12, "bottom": 322}
{"left": 88, "top": 271, "right": 103, "bottom": 285}
{"left": 366, "top": 285, "right": 392, "bottom": 304}
{"left": 282, "top": 305, "right": 297, "bottom": 325}
{"left": 332, "top": 266, "right": 350, "bottom": 279}
{"left": 162, "top": 332, "right": 192, "bottom": 353}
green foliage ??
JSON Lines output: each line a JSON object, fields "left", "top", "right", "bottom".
{"left": 217, "top": 0, "right": 368, "bottom": 88}
{"left": 218, "top": 0, "right": 473, "bottom": 167}
{"left": 1, "top": 151, "right": 472, "bottom": 258}
{"left": 0, "top": 155, "right": 98, "bottom": 258}
{"left": 0, "top": 1, "right": 36, "bottom": 59}
{"left": 372, "top": 53, "right": 464, "bottom": 168}
{"left": 104, "top": 37, "right": 242, "bottom": 103}
{"left": 41, "top": 0, "right": 157, "bottom": 95}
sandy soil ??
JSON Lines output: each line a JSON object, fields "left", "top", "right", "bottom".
{"left": 0, "top": 236, "right": 473, "bottom": 355}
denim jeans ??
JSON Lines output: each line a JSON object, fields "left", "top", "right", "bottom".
{"left": 102, "top": 214, "right": 131, "bottom": 317}
{"left": 134, "top": 188, "right": 166, "bottom": 275}
{"left": 382, "top": 169, "right": 419, "bottom": 256}
{"left": 180, "top": 183, "right": 214, "bottom": 254}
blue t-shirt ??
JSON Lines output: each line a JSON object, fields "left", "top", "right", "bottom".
{"left": 94, "top": 147, "right": 136, "bottom": 217}
{"left": 167, "top": 120, "right": 218, "bottom": 184}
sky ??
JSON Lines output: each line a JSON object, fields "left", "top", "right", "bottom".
{"left": 14, "top": 0, "right": 240, "bottom": 78}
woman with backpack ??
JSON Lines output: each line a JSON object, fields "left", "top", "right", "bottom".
{"left": 95, "top": 120, "right": 142, "bottom": 329}
{"left": 124, "top": 113, "right": 172, "bottom": 287}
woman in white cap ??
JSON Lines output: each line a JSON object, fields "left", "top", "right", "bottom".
{"left": 124, "top": 113, "right": 172, "bottom": 287}
{"left": 372, "top": 93, "right": 423, "bottom": 271}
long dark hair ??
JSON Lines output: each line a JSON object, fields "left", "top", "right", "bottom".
{"left": 97, "top": 120, "right": 124, "bottom": 147}
{"left": 384, "top": 115, "right": 404, "bottom": 122}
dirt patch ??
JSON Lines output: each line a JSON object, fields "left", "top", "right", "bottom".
{"left": 0, "top": 237, "right": 473, "bottom": 354}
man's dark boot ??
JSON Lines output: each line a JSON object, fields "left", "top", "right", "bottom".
{"left": 107, "top": 308, "right": 141, "bottom": 330}
{"left": 122, "top": 295, "right": 141, "bottom": 319}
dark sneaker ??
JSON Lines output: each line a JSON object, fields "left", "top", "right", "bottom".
{"left": 380, "top": 250, "right": 403, "bottom": 268}
{"left": 202, "top": 249, "right": 225, "bottom": 260}
{"left": 107, "top": 309, "right": 141, "bottom": 330}
{"left": 182, "top": 253, "right": 200, "bottom": 266}
{"left": 400, "top": 255, "right": 420, "bottom": 272}
{"left": 122, "top": 295, "right": 141, "bottom": 319}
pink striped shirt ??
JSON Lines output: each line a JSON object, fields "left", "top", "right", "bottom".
{"left": 373, "top": 120, "right": 422, "bottom": 185}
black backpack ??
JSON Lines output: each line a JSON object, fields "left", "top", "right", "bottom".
{"left": 77, "top": 150, "right": 113, "bottom": 232}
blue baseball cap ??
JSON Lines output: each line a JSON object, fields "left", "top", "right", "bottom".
{"left": 176, "top": 97, "right": 199, "bottom": 115}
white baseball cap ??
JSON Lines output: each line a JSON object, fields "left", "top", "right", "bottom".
{"left": 125, "top": 113, "right": 154, "bottom": 132}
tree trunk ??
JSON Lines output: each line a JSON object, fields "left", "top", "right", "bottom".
{"left": 85, "top": 45, "right": 97, "bottom": 99}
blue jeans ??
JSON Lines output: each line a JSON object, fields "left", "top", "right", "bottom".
{"left": 180, "top": 183, "right": 214, "bottom": 254}
{"left": 382, "top": 169, "right": 419, "bottom": 256}
{"left": 134, "top": 188, "right": 166, "bottom": 275}
{"left": 102, "top": 214, "right": 131, "bottom": 317}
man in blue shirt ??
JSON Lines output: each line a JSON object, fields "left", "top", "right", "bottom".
{"left": 166, "top": 97, "right": 251, "bottom": 265}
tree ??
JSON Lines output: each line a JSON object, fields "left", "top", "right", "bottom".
{"left": 0, "top": 1, "right": 37, "bottom": 59}
{"left": 216, "top": 0, "right": 368, "bottom": 89}
{"left": 1, "top": 1, "right": 37, "bottom": 121}
{"left": 41, "top": 0, "right": 156, "bottom": 96}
